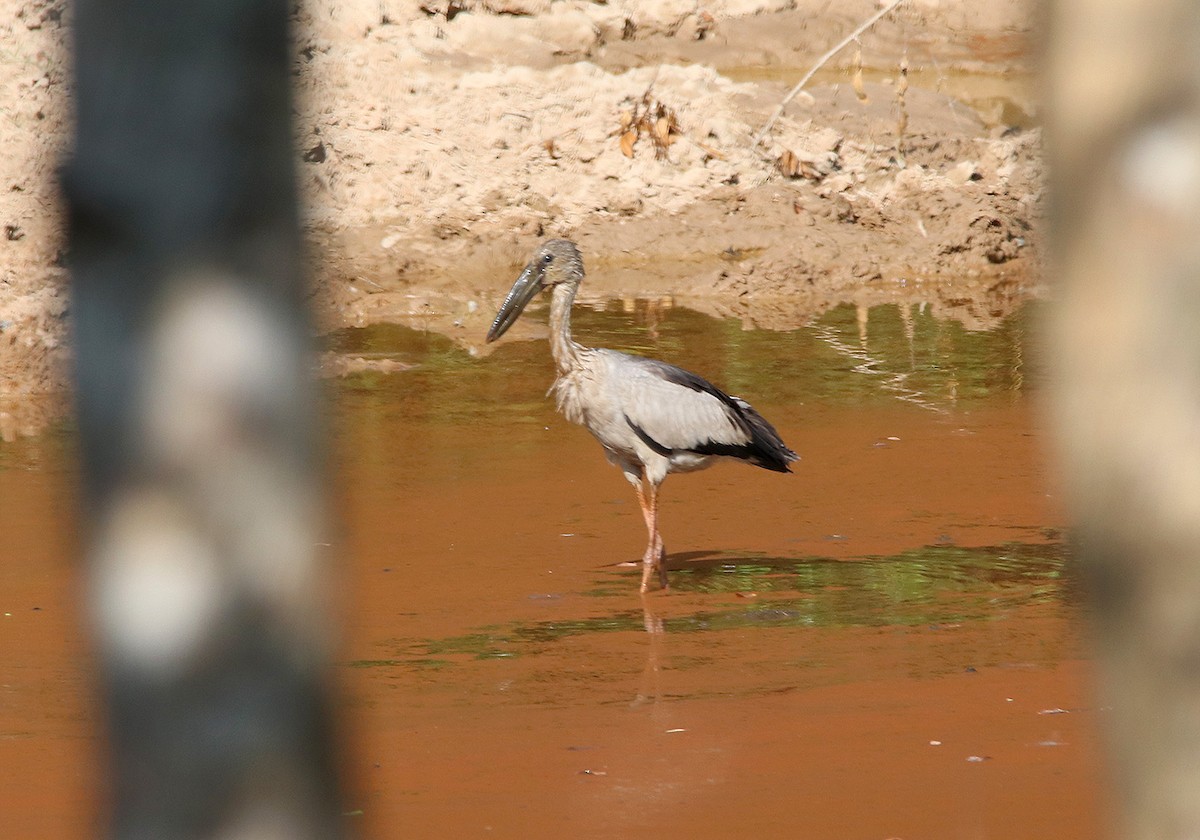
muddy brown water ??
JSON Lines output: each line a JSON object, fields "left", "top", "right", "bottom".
{"left": 1, "top": 299, "right": 1105, "bottom": 838}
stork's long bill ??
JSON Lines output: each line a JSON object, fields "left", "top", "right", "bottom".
{"left": 486, "top": 262, "right": 542, "bottom": 342}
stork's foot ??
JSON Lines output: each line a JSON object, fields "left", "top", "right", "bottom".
{"left": 639, "top": 544, "right": 669, "bottom": 593}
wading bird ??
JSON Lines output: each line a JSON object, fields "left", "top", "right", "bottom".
{"left": 487, "top": 239, "right": 798, "bottom": 592}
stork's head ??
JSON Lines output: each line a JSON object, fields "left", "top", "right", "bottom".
{"left": 486, "top": 239, "right": 583, "bottom": 342}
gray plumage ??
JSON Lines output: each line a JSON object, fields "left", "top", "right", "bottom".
{"left": 487, "top": 238, "right": 798, "bottom": 592}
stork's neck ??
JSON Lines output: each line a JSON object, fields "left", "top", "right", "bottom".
{"left": 548, "top": 282, "right": 585, "bottom": 374}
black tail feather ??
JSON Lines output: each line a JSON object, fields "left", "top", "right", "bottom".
{"left": 729, "top": 397, "right": 798, "bottom": 472}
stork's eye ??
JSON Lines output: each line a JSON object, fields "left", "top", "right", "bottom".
{"left": 542, "top": 253, "right": 554, "bottom": 265}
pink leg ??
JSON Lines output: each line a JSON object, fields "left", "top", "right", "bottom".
{"left": 634, "top": 477, "right": 668, "bottom": 593}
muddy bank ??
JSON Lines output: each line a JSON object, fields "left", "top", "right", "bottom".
{"left": 304, "top": 0, "right": 1041, "bottom": 345}
{"left": 0, "top": 0, "right": 1039, "bottom": 436}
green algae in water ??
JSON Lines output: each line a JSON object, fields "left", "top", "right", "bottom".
{"left": 327, "top": 300, "right": 1044, "bottom": 430}
{"left": 356, "top": 541, "right": 1076, "bottom": 671}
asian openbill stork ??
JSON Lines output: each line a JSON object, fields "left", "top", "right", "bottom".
{"left": 486, "top": 239, "right": 798, "bottom": 592}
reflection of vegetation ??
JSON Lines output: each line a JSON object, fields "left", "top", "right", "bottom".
{"left": 327, "top": 300, "right": 1041, "bottom": 434}
{"left": 325, "top": 301, "right": 1041, "bottom": 492}
{"left": 0, "top": 424, "right": 74, "bottom": 473}
{"left": 1, "top": 299, "right": 1039, "bottom": 472}
{"left": 659, "top": 542, "right": 1078, "bottom": 631}
{"left": 353, "top": 542, "right": 1077, "bottom": 671}
{"left": 804, "top": 302, "right": 1039, "bottom": 407}
{"left": 358, "top": 613, "right": 648, "bottom": 666}
{"left": 667, "top": 542, "right": 1070, "bottom": 596}
{"left": 328, "top": 322, "right": 553, "bottom": 430}
{"left": 577, "top": 299, "right": 1041, "bottom": 409}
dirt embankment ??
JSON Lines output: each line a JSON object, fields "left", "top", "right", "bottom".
{"left": 0, "top": 0, "right": 1038, "bottom": 438}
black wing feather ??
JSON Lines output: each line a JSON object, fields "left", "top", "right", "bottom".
{"left": 632, "top": 360, "right": 798, "bottom": 472}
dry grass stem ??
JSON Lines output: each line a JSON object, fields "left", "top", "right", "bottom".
{"left": 751, "top": 0, "right": 908, "bottom": 147}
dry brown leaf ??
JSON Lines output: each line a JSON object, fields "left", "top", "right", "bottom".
{"left": 616, "top": 95, "right": 681, "bottom": 161}
{"left": 654, "top": 116, "right": 672, "bottom": 145}
{"left": 777, "top": 149, "right": 823, "bottom": 180}
{"left": 852, "top": 46, "right": 869, "bottom": 103}
{"left": 853, "top": 68, "right": 868, "bottom": 103}
{"left": 777, "top": 149, "right": 801, "bottom": 178}
{"left": 619, "top": 130, "right": 637, "bottom": 158}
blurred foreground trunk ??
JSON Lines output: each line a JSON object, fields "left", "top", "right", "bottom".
{"left": 63, "top": 1, "right": 344, "bottom": 837}
{"left": 1046, "top": 1, "right": 1200, "bottom": 837}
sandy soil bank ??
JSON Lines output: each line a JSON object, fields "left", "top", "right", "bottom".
{"left": 0, "top": 0, "right": 1039, "bottom": 437}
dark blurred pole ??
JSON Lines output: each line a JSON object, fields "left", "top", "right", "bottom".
{"left": 1046, "top": 1, "right": 1200, "bottom": 837}
{"left": 63, "top": 1, "right": 344, "bottom": 838}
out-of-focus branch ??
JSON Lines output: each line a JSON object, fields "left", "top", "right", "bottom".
{"left": 63, "top": 1, "right": 345, "bottom": 837}
{"left": 1046, "top": 1, "right": 1200, "bottom": 837}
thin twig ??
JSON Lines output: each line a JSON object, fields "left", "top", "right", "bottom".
{"left": 751, "top": 0, "right": 907, "bottom": 148}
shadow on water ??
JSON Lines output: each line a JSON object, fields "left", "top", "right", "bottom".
{"left": 660, "top": 541, "right": 1073, "bottom": 600}
{"left": 353, "top": 541, "right": 1080, "bottom": 670}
